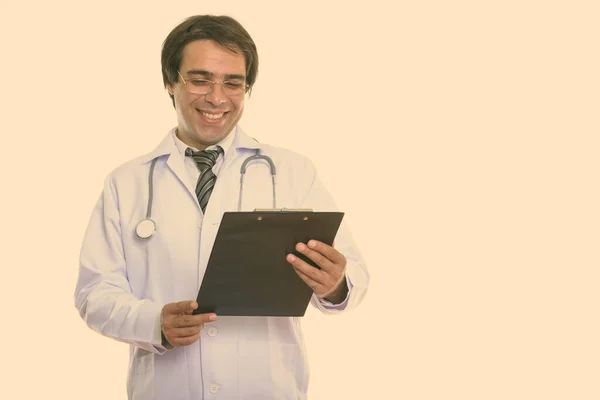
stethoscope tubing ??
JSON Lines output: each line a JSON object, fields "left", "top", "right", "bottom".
{"left": 136, "top": 148, "right": 276, "bottom": 239}
{"left": 147, "top": 157, "right": 158, "bottom": 219}
{"left": 238, "top": 149, "right": 276, "bottom": 211}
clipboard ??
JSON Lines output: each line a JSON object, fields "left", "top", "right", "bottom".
{"left": 193, "top": 209, "right": 344, "bottom": 317}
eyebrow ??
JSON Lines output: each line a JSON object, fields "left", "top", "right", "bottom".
{"left": 185, "top": 69, "right": 246, "bottom": 81}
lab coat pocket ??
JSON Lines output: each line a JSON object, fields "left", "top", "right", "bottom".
{"left": 127, "top": 348, "right": 155, "bottom": 400}
{"left": 128, "top": 347, "right": 191, "bottom": 400}
{"left": 238, "top": 340, "right": 301, "bottom": 400}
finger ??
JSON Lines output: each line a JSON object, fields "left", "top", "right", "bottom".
{"left": 169, "top": 324, "right": 204, "bottom": 338}
{"left": 294, "top": 242, "right": 334, "bottom": 271}
{"left": 164, "top": 300, "right": 198, "bottom": 315}
{"left": 171, "top": 313, "right": 217, "bottom": 328}
{"left": 184, "top": 306, "right": 198, "bottom": 315}
{"left": 293, "top": 267, "right": 327, "bottom": 294}
{"left": 169, "top": 332, "right": 201, "bottom": 347}
{"left": 287, "top": 253, "right": 327, "bottom": 285}
{"left": 307, "top": 240, "right": 347, "bottom": 265}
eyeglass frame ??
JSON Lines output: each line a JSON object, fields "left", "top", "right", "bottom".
{"left": 178, "top": 71, "right": 250, "bottom": 96}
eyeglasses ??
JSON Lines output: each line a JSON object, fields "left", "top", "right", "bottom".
{"left": 178, "top": 71, "right": 249, "bottom": 96}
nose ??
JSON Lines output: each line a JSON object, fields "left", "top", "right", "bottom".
{"left": 204, "top": 82, "right": 227, "bottom": 106}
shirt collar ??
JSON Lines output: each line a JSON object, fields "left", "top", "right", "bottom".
{"left": 172, "top": 127, "right": 236, "bottom": 160}
{"left": 140, "top": 125, "right": 261, "bottom": 165}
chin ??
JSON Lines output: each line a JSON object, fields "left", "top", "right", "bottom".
{"left": 193, "top": 131, "right": 228, "bottom": 145}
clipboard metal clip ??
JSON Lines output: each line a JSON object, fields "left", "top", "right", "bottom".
{"left": 253, "top": 208, "right": 313, "bottom": 212}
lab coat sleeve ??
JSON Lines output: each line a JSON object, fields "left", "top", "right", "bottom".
{"left": 297, "top": 158, "right": 370, "bottom": 314}
{"left": 74, "top": 173, "right": 167, "bottom": 355}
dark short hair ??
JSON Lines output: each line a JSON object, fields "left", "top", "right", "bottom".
{"left": 161, "top": 15, "right": 259, "bottom": 105}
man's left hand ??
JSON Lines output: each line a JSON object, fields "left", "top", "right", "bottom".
{"left": 286, "top": 240, "right": 347, "bottom": 302}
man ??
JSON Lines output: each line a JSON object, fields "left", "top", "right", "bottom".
{"left": 75, "top": 15, "right": 369, "bottom": 400}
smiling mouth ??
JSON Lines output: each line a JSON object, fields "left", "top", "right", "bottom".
{"left": 198, "top": 110, "right": 226, "bottom": 121}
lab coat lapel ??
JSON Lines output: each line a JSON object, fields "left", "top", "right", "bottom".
{"left": 220, "top": 126, "right": 261, "bottom": 173}
{"left": 202, "top": 126, "right": 262, "bottom": 217}
{"left": 144, "top": 130, "right": 200, "bottom": 210}
{"left": 166, "top": 153, "right": 198, "bottom": 208}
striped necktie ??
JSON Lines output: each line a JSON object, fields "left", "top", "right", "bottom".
{"left": 185, "top": 146, "right": 224, "bottom": 213}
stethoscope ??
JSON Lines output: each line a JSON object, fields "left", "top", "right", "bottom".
{"left": 135, "top": 148, "right": 277, "bottom": 239}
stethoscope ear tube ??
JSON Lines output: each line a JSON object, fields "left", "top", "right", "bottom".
{"left": 238, "top": 149, "right": 277, "bottom": 211}
{"left": 240, "top": 149, "right": 276, "bottom": 175}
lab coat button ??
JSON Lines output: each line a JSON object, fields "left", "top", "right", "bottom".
{"left": 209, "top": 384, "right": 220, "bottom": 393}
{"left": 207, "top": 327, "right": 218, "bottom": 337}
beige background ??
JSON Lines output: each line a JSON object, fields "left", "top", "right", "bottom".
{"left": 1, "top": 1, "right": 599, "bottom": 399}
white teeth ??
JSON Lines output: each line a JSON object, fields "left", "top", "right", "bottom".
{"left": 200, "top": 111, "right": 224, "bottom": 120}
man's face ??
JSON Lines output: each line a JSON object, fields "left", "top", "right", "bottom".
{"left": 168, "top": 40, "right": 247, "bottom": 150}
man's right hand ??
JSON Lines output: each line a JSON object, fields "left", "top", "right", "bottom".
{"left": 161, "top": 301, "right": 217, "bottom": 348}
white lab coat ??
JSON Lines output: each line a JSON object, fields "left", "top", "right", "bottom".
{"left": 75, "top": 126, "right": 369, "bottom": 400}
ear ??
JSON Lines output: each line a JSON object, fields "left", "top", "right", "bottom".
{"left": 166, "top": 83, "right": 174, "bottom": 96}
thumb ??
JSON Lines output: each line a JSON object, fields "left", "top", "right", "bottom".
{"left": 184, "top": 301, "right": 199, "bottom": 314}
{"left": 165, "top": 300, "right": 198, "bottom": 315}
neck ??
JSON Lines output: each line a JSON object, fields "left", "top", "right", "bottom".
{"left": 175, "top": 128, "right": 209, "bottom": 151}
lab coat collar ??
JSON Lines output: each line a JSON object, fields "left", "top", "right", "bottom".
{"left": 172, "top": 128, "right": 236, "bottom": 160}
{"left": 231, "top": 125, "right": 261, "bottom": 151}
{"left": 139, "top": 125, "right": 261, "bottom": 165}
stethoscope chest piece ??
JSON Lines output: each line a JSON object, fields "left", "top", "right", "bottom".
{"left": 136, "top": 218, "right": 156, "bottom": 239}
{"left": 135, "top": 148, "right": 275, "bottom": 238}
